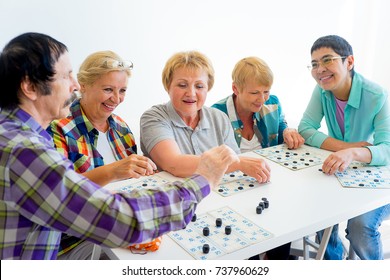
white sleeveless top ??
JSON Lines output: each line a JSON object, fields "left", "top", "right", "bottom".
{"left": 96, "top": 131, "right": 117, "bottom": 164}
{"left": 240, "top": 135, "right": 261, "bottom": 153}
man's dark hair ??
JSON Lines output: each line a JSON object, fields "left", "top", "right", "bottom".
{"left": 0, "top": 32, "right": 68, "bottom": 109}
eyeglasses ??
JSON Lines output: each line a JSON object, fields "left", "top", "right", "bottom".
{"left": 307, "top": 56, "right": 346, "bottom": 71}
{"left": 103, "top": 60, "right": 133, "bottom": 70}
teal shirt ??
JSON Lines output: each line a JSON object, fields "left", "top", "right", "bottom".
{"left": 212, "top": 94, "right": 287, "bottom": 148}
{"left": 298, "top": 72, "right": 390, "bottom": 166}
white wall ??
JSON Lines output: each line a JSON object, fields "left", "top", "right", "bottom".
{"left": 1, "top": 0, "right": 389, "bottom": 146}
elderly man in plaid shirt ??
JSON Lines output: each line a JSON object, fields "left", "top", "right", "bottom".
{"left": 0, "top": 32, "right": 238, "bottom": 260}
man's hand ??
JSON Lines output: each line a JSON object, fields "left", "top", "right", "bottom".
{"left": 195, "top": 145, "right": 240, "bottom": 189}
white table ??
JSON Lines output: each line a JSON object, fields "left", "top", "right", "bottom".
{"left": 102, "top": 149, "right": 390, "bottom": 260}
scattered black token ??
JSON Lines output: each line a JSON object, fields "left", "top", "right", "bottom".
{"left": 264, "top": 200, "right": 269, "bottom": 208}
{"left": 191, "top": 213, "right": 197, "bottom": 222}
{"left": 203, "top": 244, "right": 210, "bottom": 254}
{"left": 256, "top": 205, "right": 263, "bottom": 214}
{"left": 142, "top": 183, "right": 148, "bottom": 186}
{"left": 216, "top": 218, "right": 222, "bottom": 227}
{"left": 318, "top": 168, "right": 323, "bottom": 172}
{"left": 261, "top": 197, "right": 267, "bottom": 202}
{"left": 249, "top": 183, "right": 254, "bottom": 187}
{"left": 238, "top": 186, "right": 244, "bottom": 190}
{"left": 258, "top": 202, "right": 265, "bottom": 210}
{"left": 225, "top": 225, "right": 232, "bottom": 235}
{"left": 203, "top": 227, "right": 210, "bottom": 236}
{"left": 230, "top": 174, "right": 235, "bottom": 177}
{"left": 218, "top": 189, "right": 224, "bottom": 192}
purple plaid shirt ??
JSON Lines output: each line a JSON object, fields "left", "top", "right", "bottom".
{"left": 0, "top": 108, "right": 210, "bottom": 259}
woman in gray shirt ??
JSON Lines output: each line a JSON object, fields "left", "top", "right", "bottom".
{"left": 141, "top": 51, "right": 270, "bottom": 183}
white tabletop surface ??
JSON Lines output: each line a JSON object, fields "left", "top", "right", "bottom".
{"left": 103, "top": 148, "right": 390, "bottom": 260}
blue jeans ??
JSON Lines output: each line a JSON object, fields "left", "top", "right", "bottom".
{"left": 317, "top": 203, "right": 390, "bottom": 260}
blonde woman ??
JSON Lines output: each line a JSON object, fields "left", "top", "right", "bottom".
{"left": 48, "top": 51, "right": 159, "bottom": 259}
{"left": 212, "top": 56, "right": 303, "bottom": 152}
{"left": 141, "top": 51, "right": 271, "bottom": 183}
{"left": 213, "top": 56, "right": 304, "bottom": 260}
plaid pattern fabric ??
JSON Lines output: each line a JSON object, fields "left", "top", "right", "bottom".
{"left": 212, "top": 94, "right": 288, "bottom": 148}
{"left": 47, "top": 99, "right": 137, "bottom": 173}
{"left": 0, "top": 108, "right": 210, "bottom": 259}
{"left": 48, "top": 99, "right": 160, "bottom": 255}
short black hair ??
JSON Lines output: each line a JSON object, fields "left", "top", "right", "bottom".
{"left": 311, "top": 35, "right": 354, "bottom": 75}
{"left": 0, "top": 32, "right": 68, "bottom": 109}
{"left": 311, "top": 35, "right": 353, "bottom": 56}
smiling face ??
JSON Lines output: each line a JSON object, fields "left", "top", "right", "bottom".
{"left": 168, "top": 67, "right": 209, "bottom": 124}
{"left": 80, "top": 70, "right": 128, "bottom": 126}
{"left": 310, "top": 47, "right": 354, "bottom": 99}
{"left": 233, "top": 78, "right": 270, "bottom": 114}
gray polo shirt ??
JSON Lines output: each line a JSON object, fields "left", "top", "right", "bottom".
{"left": 140, "top": 101, "right": 240, "bottom": 159}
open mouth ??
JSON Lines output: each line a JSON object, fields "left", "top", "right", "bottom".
{"left": 102, "top": 103, "right": 116, "bottom": 110}
{"left": 319, "top": 74, "right": 333, "bottom": 82}
{"left": 183, "top": 100, "right": 196, "bottom": 104}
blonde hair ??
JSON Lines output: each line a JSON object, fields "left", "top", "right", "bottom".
{"left": 162, "top": 50, "right": 215, "bottom": 91}
{"left": 77, "top": 50, "right": 131, "bottom": 86}
{"left": 232, "top": 56, "right": 273, "bottom": 91}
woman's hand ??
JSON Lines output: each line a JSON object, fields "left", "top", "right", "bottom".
{"left": 110, "top": 154, "right": 157, "bottom": 180}
{"left": 321, "top": 149, "right": 355, "bottom": 175}
{"left": 237, "top": 156, "right": 271, "bottom": 183}
{"left": 283, "top": 128, "right": 305, "bottom": 149}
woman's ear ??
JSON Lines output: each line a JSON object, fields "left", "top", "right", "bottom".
{"left": 232, "top": 83, "right": 239, "bottom": 96}
{"left": 347, "top": 55, "right": 355, "bottom": 71}
{"left": 79, "top": 84, "right": 86, "bottom": 93}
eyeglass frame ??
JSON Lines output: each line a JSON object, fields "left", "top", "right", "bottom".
{"left": 307, "top": 56, "right": 347, "bottom": 71}
{"left": 103, "top": 59, "right": 134, "bottom": 70}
